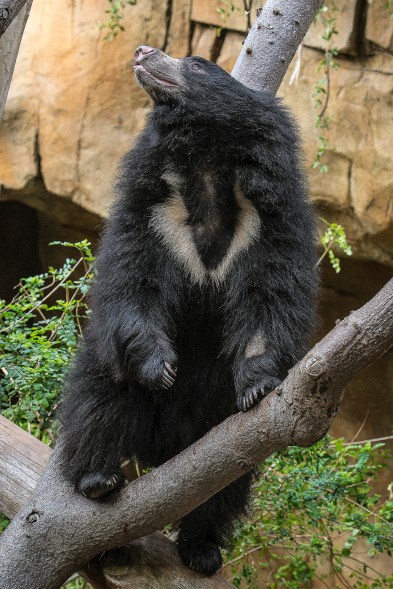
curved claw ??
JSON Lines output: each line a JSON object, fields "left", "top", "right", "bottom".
{"left": 161, "top": 376, "right": 173, "bottom": 389}
{"left": 164, "top": 361, "right": 177, "bottom": 378}
{"left": 160, "top": 362, "right": 177, "bottom": 389}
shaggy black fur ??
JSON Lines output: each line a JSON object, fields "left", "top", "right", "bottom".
{"left": 59, "top": 47, "right": 318, "bottom": 576}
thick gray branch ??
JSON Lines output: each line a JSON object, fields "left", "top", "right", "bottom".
{"left": 0, "top": 417, "right": 233, "bottom": 589}
{"left": 232, "top": 0, "right": 324, "bottom": 93}
{"left": 0, "top": 0, "right": 28, "bottom": 37}
{"left": 0, "top": 279, "right": 392, "bottom": 589}
{"left": 0, "top": 0, "right": 33, "bottom": 120}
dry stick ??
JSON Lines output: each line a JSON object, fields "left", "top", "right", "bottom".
{"left": 0, "top": 279, "right": 392, "bottom": 589}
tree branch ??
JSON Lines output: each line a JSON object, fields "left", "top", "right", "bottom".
{"left": 0, "top": 279, "right": 392, "bottom": 588}
{"left": 0, "top": 0, "right": 33, "bottom": 120}
{"left": 0, "top": 0, "right": 29, "bottom": 37}
{"left": 0, "top": 417, "right": 234, "bottom": 589}
{"left": 232, "top": 0, "right": 325, "bottom": 93}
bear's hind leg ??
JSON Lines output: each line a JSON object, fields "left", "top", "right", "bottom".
{"left": 176, "top": 472, "right": 253, "bottom": 576}
{"left": 58, "top": 346, "right": 133, "bottom": 499}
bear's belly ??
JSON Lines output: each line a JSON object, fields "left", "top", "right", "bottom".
{"left": 127, "top": 293, "right": 235, "bottom": 466}
{"left": 129, "top": 361, "right": 235, "bottom": 467}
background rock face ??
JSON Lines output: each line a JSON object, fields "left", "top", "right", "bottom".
{"left": 1, "top": 0, "right": 392, "bottom": 265}
{"left": 0, "top": 0, "right": 392, "bottom": 496}
{"left": 0, "top": 0, "right": 171, "bottom": 216}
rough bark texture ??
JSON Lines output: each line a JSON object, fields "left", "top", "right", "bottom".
{"left": 0, "top": 0, "right": 32, "bottom": 119}
{"left": 232, "top": 0, "right": 325, "bottom": 93}
{"left": 0, "top": 279, "right": 392, "bottom": 589}
{"left": 0, "top": 0, "right": 28, "bottom": 37}
{"left": 0, "top": 416, "right": 233, "bottom": 589}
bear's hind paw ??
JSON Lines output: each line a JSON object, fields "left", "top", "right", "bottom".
{"left": 177, "top": 539, "right": 222, "bottom": 576}
{"left": 77, "top": 471, "right": 125, "bottom": 499}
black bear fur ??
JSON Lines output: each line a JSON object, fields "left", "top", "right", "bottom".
{"left": 59, "top": 47, "right": 318, "bottom": 576}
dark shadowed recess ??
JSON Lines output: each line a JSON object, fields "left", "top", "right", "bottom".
{"left": 0, "top": 179, "right": 101, "bottom": 301}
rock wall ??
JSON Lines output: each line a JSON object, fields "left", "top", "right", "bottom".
{"left": 1, "top": 0, "right": 392, "bottom": 268}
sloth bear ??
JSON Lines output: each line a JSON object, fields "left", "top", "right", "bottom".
{"left": 59, "top": 46, "right": 318, "bottom": 576}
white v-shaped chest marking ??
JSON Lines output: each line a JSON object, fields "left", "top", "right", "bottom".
{"left": 149, "top": 172, "right": 261, "bottom": 286}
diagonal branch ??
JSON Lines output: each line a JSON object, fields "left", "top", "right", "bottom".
{"left": 0, "top": 0, "right": 29, "bottom": 37}
{"left": 0, "top": 279, "right": 392, "bottom": 589}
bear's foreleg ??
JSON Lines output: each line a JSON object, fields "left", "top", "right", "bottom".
{"left": 224, "top": 254, "right": 314, "bottom": 412}
{"left": 58, "top": 345, "right": 135, "bottom": 498}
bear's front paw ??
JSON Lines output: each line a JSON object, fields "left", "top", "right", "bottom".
{"left": 78, "top": 471, "right": 125, "bottom": 499}
{"left": 237, "top": 374, "right": 281, "bottom": 412}
{"left": 137, "top": 355, "right": 177, "bottom": 390}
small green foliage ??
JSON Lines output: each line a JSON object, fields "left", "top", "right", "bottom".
{"left": 318, "top": 219, "right": 352, "bottom": 273}
{"left": 100, "top": 0, "right": 137, "bottom": 40}
{"left": 0, "top": 514, "right": 9, "bottom": 533}
{"left": 0, "top": 241, "right": 94, "bottom": 444}
{"left": 217, "top": 0, "right": 238, "bottom": 20}
{"left": 225, "top": 438, "right": 393, "bottom": 588}
{"left": 61, "top": 577, "right": 92, "bottom": 589}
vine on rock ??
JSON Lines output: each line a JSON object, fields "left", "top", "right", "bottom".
{"left": 312, "top": 2, "right": 340, "bottom": 174}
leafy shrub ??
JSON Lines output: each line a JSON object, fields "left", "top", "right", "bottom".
{"left": 225, "top": 439, "right": 393, "bottom": 588}
{"left": 0, "top": 241, "right": 93, "bottom": 444}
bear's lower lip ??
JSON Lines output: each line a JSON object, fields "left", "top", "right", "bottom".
{"left": 134, "top": 64, "right": 177, "bottom": 87}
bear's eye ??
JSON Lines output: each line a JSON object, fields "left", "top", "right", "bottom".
{"left": 191, "top": 62, "right": 204, "bottom": 72}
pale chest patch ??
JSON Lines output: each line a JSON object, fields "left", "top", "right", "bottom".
{"left": 245, "top": 330, "right": 266, "bottom": 358}
{"left": 149, "top": 172, "right": 261, "bottom": 286}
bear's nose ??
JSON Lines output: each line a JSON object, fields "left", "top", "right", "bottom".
{"left": 134, "top": 46, "right": 155, "bottom": 64}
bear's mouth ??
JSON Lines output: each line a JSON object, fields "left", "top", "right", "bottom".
{"left": 134, "top": 64, "right": 178, "bottom": 88}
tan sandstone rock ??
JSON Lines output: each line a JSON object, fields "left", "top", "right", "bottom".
{"left": 304, "top": 0, "right": 358, "bottom": 54}
{"left": 191, "top": 0, "right": 248, "bottom": 33}
{"left": 1, "top": 0, "right": 393, "bottom": 266}
{"left": 366, "top": 0, "right": 393, "bottom": 51}
{"left": 0, "top": 0, "right": 185, "bottom": 217}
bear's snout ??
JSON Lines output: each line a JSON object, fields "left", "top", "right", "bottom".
{"left": 134, "top": 45, "right": 156, "bottom": 65}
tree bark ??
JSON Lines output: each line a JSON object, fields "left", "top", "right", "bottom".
{"left": 0, "top": 279, "right": 392, "bottom": 589}
{"left": 232, "top": 0, "right": 324, "bottom": 93}
{"left": 0, "top": 416, "right": 234, "bottom": 589}
{"left": 0, "top": 0, "right": 33, "bottom": 120}
{"left": 0, "top": 0, "right": 29, "bottom": 37}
